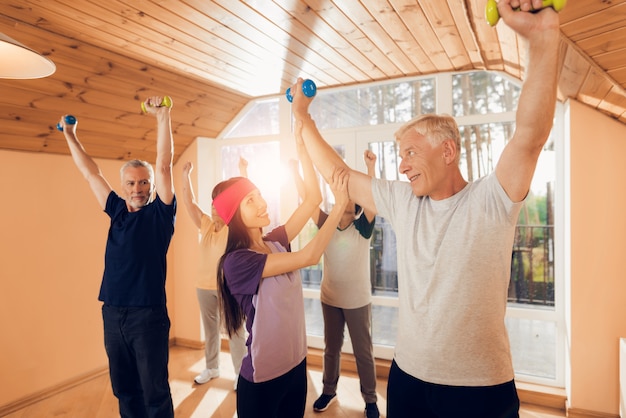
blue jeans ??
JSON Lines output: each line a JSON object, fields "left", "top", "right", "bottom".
{"left": 387, "top": 360, "right": 520, "bottom": 418}
{"left": 102, "top": 305, "right": 173, "bottom": 418}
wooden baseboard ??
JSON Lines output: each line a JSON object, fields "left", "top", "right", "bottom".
{"left": 173, "top": 337, "right": 204, "bottom": 350}
{"left": 0, "top": 367, "right": 109, "bottom": 417}
{"left": 566, "top": 407, "right": 619, "bottom": 418}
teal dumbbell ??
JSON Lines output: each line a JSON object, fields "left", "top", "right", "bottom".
{"left": 486, "top": 0, "right": 567, "bottom": 27}
{"left": 285, "top": 79, "right": 317, "bottom": 103}
{"left": 56, "top": 115, "right": 76, "bottom": 132}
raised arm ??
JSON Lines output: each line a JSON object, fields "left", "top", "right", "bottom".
{"left": 262, "top": 167, "right": 349, "bottom": 278}
{"left": 282, "top": 121, "right": 323, "bottom": 242}
{"left": 181, "top": 161, "right": 204, "bottom": 229}
{"left": 362, "top": 150, "right": 378, "bottom": 223}
{"left": 290, "top": 83, "right": 377, "bottom": 215}
{"left": 238, "top": 156, "right": 249, "bottom": 178}
{"left": 143, "top": 96, "right": 174, "bottom": 205}
{"left": 59, "top": 116, "right": 112, "bottom": 209}
{"left": 495, "top": 0, "right": 561, "bottom": 202}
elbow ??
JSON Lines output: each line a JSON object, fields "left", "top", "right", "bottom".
{"left": 311, "top": 194, "right": 322, "bottom": 207}
{"left": 304, "top": 253, "right": 322, "bottom": 268}
{"left": 301, "top": 247, "right": 322, "bottom": 268}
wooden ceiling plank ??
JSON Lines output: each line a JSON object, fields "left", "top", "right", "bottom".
{"left": 302, "top": 0, "right": 404, "bottom": 78}
{"left": 446, "top": 0, "right": 485, "bottom": 69}
{"left": 576, "top": 68, "right": 614, "bottom": 109}
{"left": 193, "top": 0, "right": 344, "bottom": 88}
{"left": 389, "top": 0, "right": 453, "bottom": 71}
{"left": 466, "top": 0, "right": 504, "bottom": 70}
{"left": 265, "top": 0, "right": 377, "bottom": 82}
{"left": 275, "top": 0, "right": 387, "bottom": 81}
{"left": 576, "top": 27, "right": 626, "bottom": 59}
{"left": 103, "top": 0, "right": 283, "bottom": 84}
{"left": 362, "top": 0, "right": 438, "bottom": 72}
{"left": 607, "top": 67, "right": 626, "bottom": 86}
{"left": 157, "top": 0, "right": 303, "bottom": 88}
{"left": 416, "top": 0, "right": 471, "bottom": 70}
{"left": 494, "top": 24, "right": 522, "bottom": 80}
{"left": 332, "top": 0, "right": 420, "bottom": 75}
{"left": 14, "top": 0, "right": 263, "bottom": 95}
{"left": 214, "top": 0, "right": 355, "bottom": 84}
{"left": 561, "top": 4, "right": 626, "bottom": 43}
{"left": 597, "top": 85, "right": 626, "bottom": 118}
{"left": 179, "top": 0, "right": 338, "bottom": 90}
{"left": 558, "top": 45, "right": 591, "bottom": 101}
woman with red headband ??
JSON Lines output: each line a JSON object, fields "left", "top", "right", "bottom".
{"left": 214, "top": 128, "right": 349, "bottom": 418}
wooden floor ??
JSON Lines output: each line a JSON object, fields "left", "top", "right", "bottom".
{"left": 3, "top": 345, "right": 567, "bottom": 417}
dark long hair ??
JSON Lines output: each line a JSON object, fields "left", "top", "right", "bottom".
{"left": 214, "top": 177, "right": 252, "bottom": 337}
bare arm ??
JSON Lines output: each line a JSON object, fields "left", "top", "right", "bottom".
{"left": 262, "top": 167, "right": 349, "bottom": 278}
{"left": 143, "top": 96, "right": 174, "bottom": 205}
{"left": 290, "top": 83, "right": 377, "bottom": 216}
{"left": 181, "top": 161, "right": 204, "bottom": 229}
{"left": 495, "top": 0, "right": 561, "bottom": 202}
{"left": 362, "top": 150, "right": 378, "bottom": 223}
{"left": 282, "top": 120, "right": 323, "bottom": 242}
{"left": 59, "top": 116, "right": 112, "bottom": 209}
{"left": 289, "top": 158, "right": 322, "bottom": 225}
{"left": 238, "top": 156, "right": 249, "bottom": 178}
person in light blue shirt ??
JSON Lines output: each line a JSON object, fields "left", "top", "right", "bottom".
{"left": 288, "top": 1, "right": 561, "bottom": 416}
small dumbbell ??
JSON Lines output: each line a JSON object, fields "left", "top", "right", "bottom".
{"left": 285, "top": 79, "right": 317, "bottom": 103}
{"left": 141, "top": 95, "right": 173, "bottom": 113}
{"left": 486, "top": 0, "right": 567, "bottom": 27}
{"left": 56, "top": 115, "right": 76, "bottom": 132}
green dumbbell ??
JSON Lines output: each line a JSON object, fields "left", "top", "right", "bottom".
{"left": 141, "top": 95, "right": 173, "bottom": 113}
{"left": 486, "top": 0, "right": 567, "bottom": 27}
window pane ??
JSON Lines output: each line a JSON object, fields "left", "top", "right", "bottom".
{"left": 304, "top": 298, "right": 324, "bottom": 338}
{"left": 310, "top": 78, "right": 435, "bottom": 130}
{"left": 372, "top": 305, "right": 399, "bottom": 347}
{"left": 506, "top": 317, "right": 556, "bottom": 379}
{"left": 371, "top": 216, "right": 398, "bottom": 296}
{"left": 223, "top": 98, "right": 279, "bottom": 138}
{"left": 458, "top": 122, "right": 514, "bottom": 182}
{"left": 452, "top": 71, "right": 521, "bottom": 116}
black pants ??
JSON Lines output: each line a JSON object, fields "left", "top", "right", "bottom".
{"left": 102, "top": 305, "right": 173, "bottom": 418}
{"left": 236, "top": 359, "right": 307, "bottom": 418}
{"left": 387, "top": 360, "right": 520, "bottom": 418}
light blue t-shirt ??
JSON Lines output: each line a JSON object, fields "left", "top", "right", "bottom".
{"left": 372, "top": 173, "right": 522, "bottom": 386}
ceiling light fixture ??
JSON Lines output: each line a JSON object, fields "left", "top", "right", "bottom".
{"left": 0, "top": 32, "right": 56, "bottom": 79}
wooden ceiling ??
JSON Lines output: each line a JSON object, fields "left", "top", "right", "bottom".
{"left": 1, "top": 0, "right": 626, "bottom": 164}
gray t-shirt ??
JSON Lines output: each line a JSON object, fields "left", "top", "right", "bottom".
{"left": 372, "top": 173, "right": 522, "bottom": 386}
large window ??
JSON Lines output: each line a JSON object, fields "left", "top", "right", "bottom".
{"left": 218, "top": 71, "right": 564, "bottom": 386}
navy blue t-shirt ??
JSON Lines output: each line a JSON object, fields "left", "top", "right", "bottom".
{"left": 99, "top": 191, "right": 176, "bottom": 306}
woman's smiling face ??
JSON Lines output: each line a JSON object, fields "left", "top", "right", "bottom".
{"left": 239, "top": 189, "right": 270, "bottom": 229}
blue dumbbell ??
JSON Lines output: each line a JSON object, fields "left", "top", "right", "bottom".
{"left": 56, "top": 115, "right": 77, "bottom": 132}
{"left": 286, "top": 79, "right": 317, "bottom": 103}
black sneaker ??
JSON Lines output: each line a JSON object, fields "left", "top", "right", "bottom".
{"left": 313, "top": 393, "right": 337, "bottom": 412}
{"left": 364, "top": 402, "right": 380, "bottom": 418}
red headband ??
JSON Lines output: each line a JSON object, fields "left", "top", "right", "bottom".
{"left": 213, "top": 178, "right": 257, "bottom": 225}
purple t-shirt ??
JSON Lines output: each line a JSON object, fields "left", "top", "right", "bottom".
{"left": 223, "top": 226, "right": 307, "bottom": 383}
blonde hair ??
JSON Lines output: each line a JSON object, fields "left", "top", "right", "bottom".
{"left": 394, "top": 114, "right": 462, "bottom": 164}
